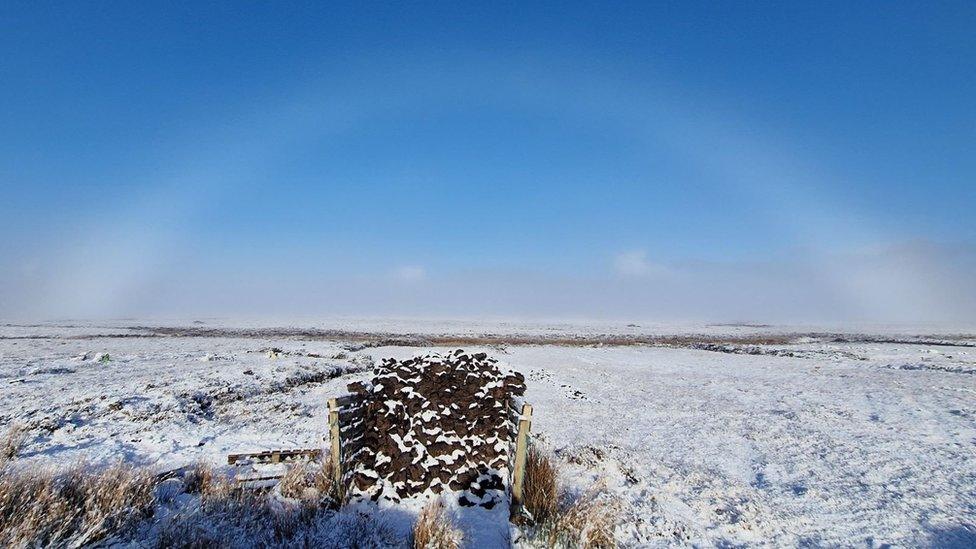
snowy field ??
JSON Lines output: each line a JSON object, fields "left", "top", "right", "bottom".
{"left": 2, "top": 320, "right": 975, "bottom": 547}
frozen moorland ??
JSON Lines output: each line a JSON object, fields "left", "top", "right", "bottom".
{"left": 1, "top": 319, "right": 975, "bottom": 547}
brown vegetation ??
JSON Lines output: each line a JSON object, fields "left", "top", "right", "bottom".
{"left": 545, "top": 485, "right": 620, "bottom": 548}
{"left": 0, "top": 456, "right": 408, "bottom": 548}
{"left": 522, "top": 444, "right": 559, "bottom": 524}
{"left": 0, "top": 424, "right": 27, "bottom": 466}
{"left": 0, "top": 462, "right": 156, "bottom": 547}
{"left": 278, "top": 458, "right": 337, "bottom": 504}
{"left": 412, "top": 499, "right": 463, "bottom": 549}
{"left": 519, "top": 444, "right": 620, "bottom": 548}
{"left": 153, "top": 460, "right": 366, "bottom": 548}
{"left": 141, "top": 325, "right": 806, "bottom": 348}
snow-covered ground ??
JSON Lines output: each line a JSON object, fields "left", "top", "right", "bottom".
{"left": 2, "top": 320, "right": 975, "bottom": 546}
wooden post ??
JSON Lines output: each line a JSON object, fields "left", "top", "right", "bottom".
{"left": 511, "top": 403, "right": 533, "bottom": 509}
{"left": 328, "top": 398, "right": 342, "bottom": 488}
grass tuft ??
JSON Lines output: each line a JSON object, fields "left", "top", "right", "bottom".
{"left": 279, "top": 459, "right": 338, "bottom": 505}
{"left": 0, "top": 424, "right": 27, "bottom": 467}
{"left": 154, "top": 459, "right": 357, "bottom": 547}
{"left": 522, "top": 444, "right": 559, "bottom": 524}
{"left": 545, "top": 485, "right": 620, "bottom": 548}
{"left": 0, "top": 462, "right": 156, "bottom": 547}
{"left": 518, "top": 444, "right": 621, "bottom": 548}
{"left": 412, "top": 499, "right": 463, "bottom": 549}
{"left": 0, "top": 457, "right": 400, "bottom": 547}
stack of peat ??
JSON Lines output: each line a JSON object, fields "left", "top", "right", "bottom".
{"left": 339, "top": 350, "right": 526, "bottom": 509}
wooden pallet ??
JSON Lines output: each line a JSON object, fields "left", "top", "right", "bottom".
{"left": 226, "top": 448, "right": 322, "bottom": 465}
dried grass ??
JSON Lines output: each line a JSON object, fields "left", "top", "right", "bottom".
{"left": 0, "top": 462, "right": 156, "bottom": 547}
{"left": 156, "top": 464, "right": 282, "bottom": 548}
{"left": 522, "top": 444, "right": 559, "bottom": 524}
{"left": 279, "top": 459, "right": 337, "bottom": 504}
{"left": 0, "top": 424, "right": 27, "bottom": 466}
{"left": 519, "top": 445, "right": 621, "bottom": 548}
{"left": 154, "top": 459, "right": 349, "bottom": 548}
{"left": 0, "top": 457, "right": 397, "bottom": 548}
{"left": 412, "top": 499, "right": 463, "bottom": 549}
{"left": 545, "top": 486, "right": 620, "bottom": 548}
{"left": 181, "top": 460, "right": 215, "bottom": 494}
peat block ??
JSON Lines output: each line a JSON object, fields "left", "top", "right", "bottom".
{"left": 341, "top": 350, "right": 525, "bottom": 508}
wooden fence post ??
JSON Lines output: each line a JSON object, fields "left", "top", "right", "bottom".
{"left": 328, "top": 398, "right": 342, "bottom": 488}
{"left": 511, "top": 403, "right": 533, "bottom": 509}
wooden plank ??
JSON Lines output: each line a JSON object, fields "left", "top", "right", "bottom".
{"left": 228, "top": 449, "right": 321, "bottom": 463}
{"left": 511, "top": 403, "right": 533, "bottom": 509}
{"left": 227, "top": 448, "right": 322, "bottom": 465}
{"left": 335, "top": 394, "right": 357, "bottom": 408}
{"left": 329, "top": 398, "right": 342, "bottom": 490}
{"left": 235, "top": 473, "right": 285, "bottom": 483}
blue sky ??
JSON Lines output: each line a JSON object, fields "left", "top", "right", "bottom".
{"left": 1, "top": 2, "right": 974, "bottom": 322}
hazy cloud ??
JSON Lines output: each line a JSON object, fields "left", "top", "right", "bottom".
{"left": 613, "top": 250, "right": 665, "bottom": 278}
{"left": 393, "top": 265, "right": 427, "bottom": 282}
{"left": 5, "top": 239, "right": 971, "bottom": 325}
